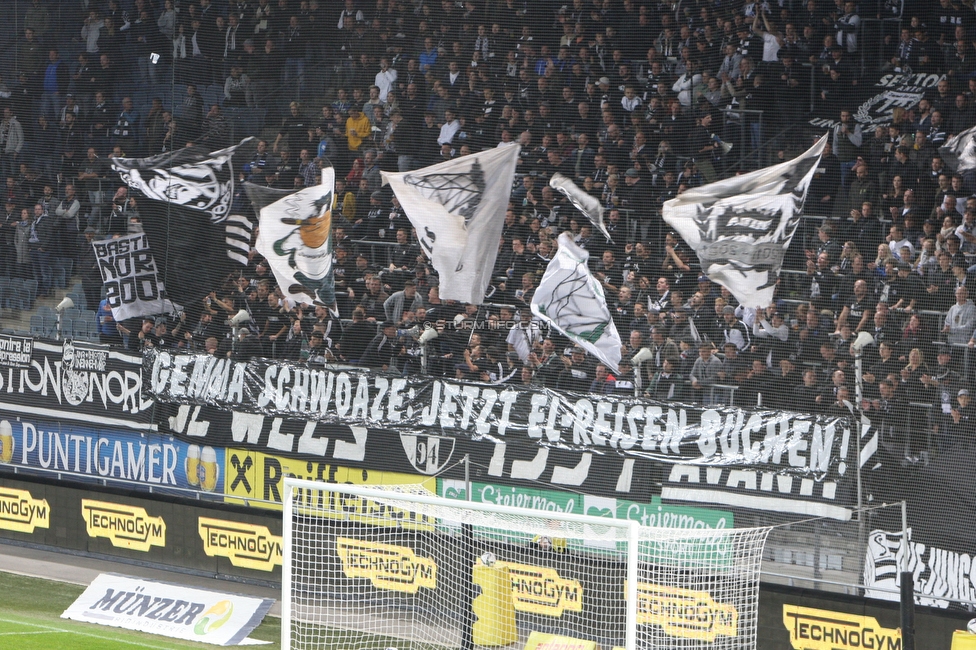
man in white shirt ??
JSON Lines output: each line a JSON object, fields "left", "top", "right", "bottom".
{"left": 374, "top": 57, "right": 397, "bottom": 102}
{"left": 752, "top": 10, "right": 782, "bottom": 64}
{"left": 887, "top": 224, "right": 915, "bottom": 259}
{"left": 437, "top": 109, "right": 460, "bottom": 146}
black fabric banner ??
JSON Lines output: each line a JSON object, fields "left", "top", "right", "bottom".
{"left": 0, "top": 338, "right": 153, "bottom": 431}
{"left": 808, "top": 70, "right": 942, "bottom": 129}
{"left": 111, "top": 139, "right": 255, "bottom": 315}
{"left": 145, "top": 350, "right": 855, "bottom": 518}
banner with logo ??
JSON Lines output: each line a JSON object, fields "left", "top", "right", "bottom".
{"left": 198, "top": 517, "right": 282, "bottom": 572}
{"left": 663, "top": 136, "right": 826, "bottom": 309}
{"left": 0, "top": 339, "right": 152, "bottom": 431}
{"left": 382, "top": 145, "right": 520, "bottom": 304}
{"left": 81, "top": 499, "right": 167, "bottom": 552}
{"left": 438, "top": 479, "right": 733, "bottom": 531}
{"left": 0, "top": 485, "right": 50, "bottom": 534}
{"left": 146, "top": 350, "right": 856, "bottom": 519}
{"left": 759, "top": 582, "right": 969, "bottom": 650}
{"left": 808, "top": 71, "right": 943, "bottom": 129}
{"left": 864, "top": 527, "right": 976, "bottom": 610}
{"left": 532, "top": 233, "right": 622, "bottom": 372}
{"left": 255, "top": 167, "right": 336, "bottom": 306}
{"left": 0, "top": 415, "right": 223, "bottom": 497}
{"left": 92, "top": 233, "right": 178, "bottom": 321}
{"left": 222, "top": 447, "right": 435, "bottom": 516}
{"left": 111, "top": 139, "right": 255, "bottom": 314}
{"left": 62, "top": 573, "right": 273, "bottom": 646}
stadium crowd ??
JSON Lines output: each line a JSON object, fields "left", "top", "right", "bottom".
{"left": 1, "top": 0, "right": 975, "bottom": 465}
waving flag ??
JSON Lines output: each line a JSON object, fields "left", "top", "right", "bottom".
{"left": 255, "top": 168, "right": 335, "bottom": 306}
{"left": 663, "top": 135, "right": 827, "bottom": 308}
{"left": 941, "top": 124, "right": 976, "bottom": 173}
{"left": 532, "top": 233, "right": 622, "bottom": 372}
{"left": 382, "top": 145, "right": 520, "bottom": 304}
{"left": 111, "top": 139, "right": 256, "bottom": 316}
{"left": 549, "top": 173, "right": 612, "bottom": 241}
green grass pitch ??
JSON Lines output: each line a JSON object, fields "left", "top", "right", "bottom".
{"left": 0, "top": 571, "right": 282, "bottom": 649}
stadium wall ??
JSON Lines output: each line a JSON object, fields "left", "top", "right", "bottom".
{"left": 0, "top": 472, "right": 972, "bottom": 648}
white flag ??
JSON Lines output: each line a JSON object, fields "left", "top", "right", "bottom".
{"left": 663, "top": 135, "right": 827, "bottom": 308}
{"left": 549, "top": 173, "right": 612, "bottom": 241}
{"left": 255, "top": 167, "right": 335, "bottom": 306}
{"left": 531, "top": 233, "right": 622, "bottom": 373}
{"left": 382, "top": 146, "right": 520, "bottom": 304}
{"left": 940, "top": 124, "right": 976, "bottom": 173}
{"left": 91, "top": 233, "right": 178, "bottom": 321}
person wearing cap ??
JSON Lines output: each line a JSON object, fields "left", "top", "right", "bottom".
{"left": 946, "top": 388, "right": 976, "bottom": 448}
{"left": 696, "top": 275, "right": 718, "bottom": 310}
{"left": 717, "top": 341, "right": 749, "bottom": 385}
{"left": 361, "top": 321, "right": 404, "bottom": 371}
{"left": 888, "top": 261, "right": 924, "bottom": 312}
{"left": 753, "top": 307, "right": 790, "bottom": 363}
{"left": 721, "top": 305, "right": 750, "bottom": 351}
{"left": 555, "top": 348, "right": 593, "bottom": 392}
{"left": 923, "top": 344, "right": 964, "bottom": 399}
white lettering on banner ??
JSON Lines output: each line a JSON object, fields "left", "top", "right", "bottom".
{"left": 810, "top": 72, "right": 943, "bottom": 129}
{"left": 1, "top": 346, "right": 147, "bottom": 415}
{"left": 149, "top": 354, "right": 850, "bottom": 483}
{"left": 15, "top": 421, "right": 178, "bottom": 485}
{"left": 864, "top": 529, "right": 976, "bottom": 609}
{"left": 0, "top": 334, "right": 33, "bottom": 368}
{"left": 92, "top": 234, "right": 176, "bottom": 320}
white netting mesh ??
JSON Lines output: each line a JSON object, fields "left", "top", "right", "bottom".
{"left": 283, "top": 482, "right": 770, "bottom": 650}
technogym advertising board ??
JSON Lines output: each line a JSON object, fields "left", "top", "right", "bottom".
{"left": 0, "top": 477, "right": 284, "bottom": 580}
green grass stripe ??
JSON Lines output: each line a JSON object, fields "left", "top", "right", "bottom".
{"left": 0, "top": 571, "right": 281, "bottom": 649}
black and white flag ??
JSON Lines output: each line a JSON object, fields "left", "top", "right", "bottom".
{"left": 111, "top": 139, "right": 256, "bottom": 314}
{"left": 382, "top": 146, "right": 520, "bottom": 304}
{"left": 255, "top": 168, "right": 335, "bottom": 306}
{"left": 663, "top": 135, "right": 827, "bottom": 308}
{"left": 941, "top": 124, "right": 976, "bottom": 173}
{"left": 549, "top": 173, "right": 612, "bottom": 241}
{"left": 92, "top": 233, "right": 178, "bottom": 320}
{"left": 532, "top": 233, "right": 622, "bottom": 372}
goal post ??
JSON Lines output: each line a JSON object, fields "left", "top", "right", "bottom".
{"left": 281, "top": 479, "right": 770, "bottom": 650}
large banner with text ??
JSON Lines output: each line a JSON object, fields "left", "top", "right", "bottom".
{"left": 0, "top": 338, "right": 152, "bottom": 431}
{"left": 145, "top": 350, "right": 856, "bottom": 519}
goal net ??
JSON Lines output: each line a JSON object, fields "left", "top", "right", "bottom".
{"left": 281, "top": 480, "right": 770, "bottom": 650}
